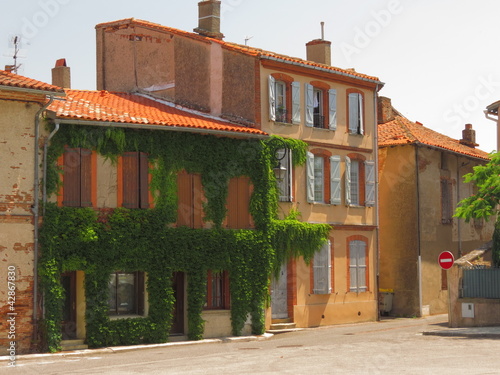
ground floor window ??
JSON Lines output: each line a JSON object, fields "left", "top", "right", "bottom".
{"left": 205, "top": 270, "right": 230, "bottom": 310}
{"left": 108, "top": 271, "right": 145, "bottom": 315}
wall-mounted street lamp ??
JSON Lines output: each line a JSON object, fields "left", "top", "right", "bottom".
{"left": 272, "top": 138, "right": 288, "bottom": 182}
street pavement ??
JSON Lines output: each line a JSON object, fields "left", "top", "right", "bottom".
{"left": 3, "top": 314, "right": 500, "bottom": 374}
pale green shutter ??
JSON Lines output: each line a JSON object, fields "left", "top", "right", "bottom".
{"left": 292, "top": 81, "right": 301, "bottom": 124}
{"left": 330, "top": 155, "right": 341, "bottom": 205}
{"left": 269, "top": 75, "right": 276, "bottom": 121}
{"left": 306, "top": 151, "right": 315, "bottom": 203}
{"left": 345, "top": 156, "right": 351, "bottom": 206}
{"left": 328, "top": 89, "right": 337, "bottom": 130}
{"left": 305, "top": 83, "right": 314, "bottom": 127}
{"left": 313, "top": 240, "right": 332, "bottom": 294}
{"left": 365, "top": 160, "right": 375, "bottom": 207}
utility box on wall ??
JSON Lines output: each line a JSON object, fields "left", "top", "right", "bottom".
{"left": 462, "top": 302, "right": 475, "bottom": 318}
{"left": 379, "top": 289, "right": 394, "bottom": 316}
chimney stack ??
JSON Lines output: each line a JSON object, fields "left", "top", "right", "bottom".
{"left": 306, "top": 22, "right": 331, "bottom": 66}
{"left": 460, "top": 123, "right": 478, "bottom": 148}
{"left": 52, "top": 58, "right": 71, "bottom": 88}
{"left": 194, "top": 1, "right": 224, "bottom": 40}
{"left": 377, "top": 96, "right": 395, "bottom": 124}
{"left": 4, "top": 65, "right": 15, "bottom": 73}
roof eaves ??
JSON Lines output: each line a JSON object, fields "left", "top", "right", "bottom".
{"left": 0, "top": 83, "right": 66, "bottom": 97}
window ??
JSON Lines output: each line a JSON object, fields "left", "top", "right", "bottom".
{"left": 122, "top": 151, "right": 149, "bottom": 209}
{"left": 307, "top": 151, "right": 343, "bottom": 205}
{"left": 62, "top": 147, "right": 92, "bottom": 207}
{"left": 313, "top": 240, "right": 332, "bottom": 294}
{"left": 269, "top": 75, "right": 300, "bottom": 124}
{"left": 441, "top": 178, "right": 453, "bottom": 224}
{"left": 108, "top": 272, "right": 145, "bottom": 316}
{"left": 276, "top": 148, "right": 293, "bottom": 202}
{"left": 349, "top": 240, "right": 367, "bottom": 293}
{"left": 345, "top": 156, "right": 374, "bottom": 207}
{"left": 306, "top": 83, "right": 337, "bottom": 130}
{"left": 348, "top": 92, "right": 364, "bottom": 134}
{"left": 205, "top": 270, "right": 230, "bottom": 310}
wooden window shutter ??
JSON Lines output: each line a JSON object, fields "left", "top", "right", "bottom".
{"left": 269, "top": 75, "right": 276, "bottom": 121}
{"left": 139, "top": 152, "right": 149, "bottom": 209}
{"left": 305, "top": 83, "right": 314, "bottom": 127}
{"left": 237, "top": 177, "right": 251, "bottom": 229}
{"left": 177, "top": 171, "right": 193, "bottom": 227}
{"left": 328, "top": 89, "right": 337, "bottom": 130}
{"left": 365, "top": 160, "right": 375, "bottom": 207}
{"left": 292, "top": 81, "right": 301, "bottom": 124}
{"left": 306, "top": 152, "right": 315, "bottom": 203}
{"left": 345, "top": 156, "right": 352, "bottom": 206}
{"left": 313, "top": 240, "right": 332, "bottom": 294}
{"left": 358, "top": 94, "right": 364, "bottom": 134}
{"left": 80, "top": 149, "right": 92, "bottom": 207}
{"left": 330, "top": 155, "right": 341, "bottom": 205}
{"left": 62, "top": 147, "right": 81, "bottom": 207}
{"left": 122, "top": 152, "right": 139, "bottom": 208}
{"left": 348, "top": 93, "right": 358, "bottom": 134}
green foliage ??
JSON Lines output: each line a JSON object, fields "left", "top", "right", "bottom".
{"left": 455, "top": 152, "right": 499, "bottom": 221}
{"left": 39, "top": 124, "right": 329, "bottom": 351}
{"left": 493, "top": 217, "right": 500, "bottom": 268}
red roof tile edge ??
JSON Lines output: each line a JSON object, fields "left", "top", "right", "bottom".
{"left": 0, "top": 69, "right": 65, "bottom": 94}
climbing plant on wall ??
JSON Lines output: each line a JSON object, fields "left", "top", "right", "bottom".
{"left": 39, "top": 124, "right": 330, "bottom": 352}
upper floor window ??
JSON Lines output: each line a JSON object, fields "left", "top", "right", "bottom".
{"left": 345, "top": 155, "right": 375, "bottom": 207}
{"left": 276, "top": 148, "right": 293, "bottom": 202}
{"left": 441, "top": 177, "right": 453, "bottom": 224}
{"left": 306, "top": 83, "right": 337, "bottom": 130}
{"left": 121, "top": 151, "right": 149, "bottom": 209}
{"left": 269, "top": 75, "right": 300, "bottom": 124}
{"left": 108, "top": 271, "right": 145, "bottom": 316}
{"left": 62, "top": 147, "right": 93, "bottom": 207}
{"left": 177, "top": 171, "right": 204, "bottom": 228}
{"left": 226, "top": 176, "right": 253, "bottom": 229}
{"left": 307, "top": 151, "right": 341, "bottom": 205}
{"left": 348, "top": 91, "right": 364, "bottom": 135}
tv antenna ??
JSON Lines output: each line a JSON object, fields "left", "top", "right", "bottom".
{"left": 244, "top": 35, "right": 253, "bottom": 46}
{"left": 5, "top": 35, "right": 24, "bottom": 74}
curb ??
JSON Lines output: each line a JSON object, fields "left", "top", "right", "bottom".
{"left": 0, "top": 333, "right": 274, "bottom": 362}
{"left": 422, "top": 330, "right": 500, "bottom": 339}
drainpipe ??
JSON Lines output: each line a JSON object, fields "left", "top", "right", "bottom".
{"left": 42, "top": 122, "right": 60, "bottom": 212}
{"left": 373, "top": 85, "right": 381, "bottom": 320}
{"left": 456, "top": 156, "right": 462, "bottom": 258}
{"left": 415, "top": 145, "right": 423, "bottom": 317}
{"left": 33, "top": 95, "right": 55, "bottom": 348}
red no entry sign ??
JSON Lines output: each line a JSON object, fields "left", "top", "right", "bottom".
{"left": 438, "top": 251, "right": 455, "bottom": 270}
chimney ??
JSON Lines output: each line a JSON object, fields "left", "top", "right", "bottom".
{"left": 194, "top": 1, "right": 224, "bottom": 40}
{"left": 306, "top": 22, "right": 331, "bottom": 65}
{"left": 460, "top": 124, "right": 478, "bottom": 148}
{"left": 51, "top": 58, "right": 71, "bottom": 88}
{"left": 377, "top": 96, "right": 395, "bottom": 124}
{"left": 4, "top": 65, "right": 15, "bottom": 73}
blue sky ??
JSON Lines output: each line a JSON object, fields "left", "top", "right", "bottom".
{"left": 1, "top": 0, "right": 500, "bottom": 153}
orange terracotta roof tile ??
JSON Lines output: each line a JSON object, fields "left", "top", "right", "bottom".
{"left": 96, "top": 18, "right": 382, "bottom": 84}
{"left": 48, "top": 90, "right": 268, "bottom": 137}
{"left": 0, "top": 69, "right": 64, "bottom": 94}
{"left": 379, "top": 115, "right": 490, "bottom": 160}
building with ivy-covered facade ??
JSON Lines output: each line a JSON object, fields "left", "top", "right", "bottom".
{"left": 95, "top": 1, "right": 384, "bottom": 332}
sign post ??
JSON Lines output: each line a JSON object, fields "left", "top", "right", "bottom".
{"left": 438, "top": 251, "right": 455, "bottom": 270}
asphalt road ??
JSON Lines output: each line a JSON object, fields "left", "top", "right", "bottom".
{"left": 5, "top": 315, "right": 500, "bottom": 374}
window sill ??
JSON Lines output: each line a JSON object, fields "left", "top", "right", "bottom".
{"left": 109, "top": 314, "right": 146, "bottom": 320}
{"left": 274, "top": 121, "right": 297, "bottom": 126}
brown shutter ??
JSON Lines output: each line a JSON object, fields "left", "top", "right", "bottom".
{"left": 62, "top": 148, "right": 81, "bottom": 207}
{"left": 80, "top": 149, "right": 93, "bottom": 207}
{"left": 237, "top": 177, "right": 251, "bottom": 229}
{"left": 192, "top": 173, "right": 204, "bottom": 228}
{"left": 177, "top": 170, "right": 193, "bottom": 227}
{"left": 226, "top": 178, "right": 238, "bottom": 229}
{"left": 139, "top": 152, "right": 149, "bottom": 209}
{"left": 122, "top": 152, "right": 139, "bottom": 208}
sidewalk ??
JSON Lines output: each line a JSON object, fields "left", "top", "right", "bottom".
{"left": 0, "top": 333, "right": 274, "bottom": 363}
{"left": 422, "top": 325, "right": 500, "bottom": 338}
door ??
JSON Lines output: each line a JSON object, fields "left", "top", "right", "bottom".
{"left": 271, "top": 263, "right": 288, "bottom": 319}
{"left": 61, "top": 271, "right": 77, "bottom": 339}
{"left": 170, "top": 272, "right": 185, "bottom": 334}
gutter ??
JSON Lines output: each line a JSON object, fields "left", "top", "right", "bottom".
{"left": 33, "top": 95, "right": 56, "bottom": 347}
{"left": 0, "top": 85, "right": 65, "bottom": 97}
{"left": 54, "top": 118, "right": 270, "bottom": 140}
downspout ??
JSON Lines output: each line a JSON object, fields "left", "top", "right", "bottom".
{"left": 373, "top": 85, "right": 381, "bottom": 320}
{"left": 415, "top": 145, "right": 423, "bottom": 317}
{"left": 456, "top": 156, "right": 462, "bottom": 258}
{"left": 33, "top": 95, "right": 55, "bottom": 347}
{"left": 43, "top": 122, "right": 60, "bottom": 212}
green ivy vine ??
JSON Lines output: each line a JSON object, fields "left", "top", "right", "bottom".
{"left": 39, "top": 124, "right": 330, "bottom": 352}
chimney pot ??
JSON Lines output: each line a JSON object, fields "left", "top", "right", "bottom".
{"left": 460, "top": 123, "right": 478, "bottom": 148}
{"left": 51, "top": 58, "right": 71, "bottom": 88}
{"left": 194, "top": 1, "right": 224, "bottom": 40}
{"left": 377, "top": 96, "right": 395, "bottom": 124}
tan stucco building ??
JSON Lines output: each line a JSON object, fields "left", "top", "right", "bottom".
{"left": 95, "top": 0, "right": 384, "bottom": 329}
{"left": 378, "top": 97, "right": 494, "bottom": 317}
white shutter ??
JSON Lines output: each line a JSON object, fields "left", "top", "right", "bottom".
{"left": 358, "top": 94, "right": 364, "bottom": 134}
{"left": 277, "top": 149, "right": 293, "bottom": 202}
{"left": 345, "top": 156, "right": 351, "bottom": 206}
{"left": 358, "top": 241, "right": 367, "bottom": 292}
{"left": 330, "top": 155, "right": 341, "bottom": 205}
{"left": 306, "top": 151, "right": 315, "bottom": 203}
{"left": 365, "top": 160, "right": 375, "bottom": 207}
{"left": 269, "top": 75, "right": 276, "bottom": 121}
{"left": 305, "top": 83, "right": 314, "bottom": 127}
{"left": 328, "top": 89, "right": 337, "bottom": 130}
{"left": 348, "top": 93, "right": 358, "bottom": 133}
{"left": 313, "top": 240, "right": 332, "bottom": 294}
{"left": 292, "top": 81, "right": 301, "bottom": 124}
